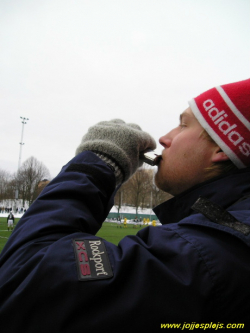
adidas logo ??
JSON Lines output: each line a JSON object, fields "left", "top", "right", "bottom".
{"left": 203, "top": 99, "right": 250, "bottom": 157}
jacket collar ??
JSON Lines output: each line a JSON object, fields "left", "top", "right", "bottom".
{"left": 153, "top": 167, "right": 250, "bottom": 225}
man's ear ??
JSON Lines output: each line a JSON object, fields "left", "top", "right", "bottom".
{"left": 211, "top": 147, "right": 229, "bottom": 163}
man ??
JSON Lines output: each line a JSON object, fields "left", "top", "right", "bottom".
{"left": 7, "top": 211, "right": 15, "bottom": 231}
{"left": 0, "top": 78, "right": 249, "bottom": 332}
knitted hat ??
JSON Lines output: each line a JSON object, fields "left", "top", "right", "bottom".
{"left": 188, "top": 78, "right": 250, "bottom": 168}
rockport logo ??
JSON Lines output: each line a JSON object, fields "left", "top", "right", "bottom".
{"left": 203, "top": 99, "right": 250, "bottom": 158}
{"left": 73, "top": 239, "right": 113, "bottom": 281}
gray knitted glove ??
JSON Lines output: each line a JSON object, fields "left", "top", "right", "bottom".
{"left": 75, "top": 119, "right": 156, "bottom": 184}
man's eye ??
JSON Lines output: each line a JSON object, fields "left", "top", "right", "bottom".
{"left": 179, "top": 123, "right": 186, "bottom": 128}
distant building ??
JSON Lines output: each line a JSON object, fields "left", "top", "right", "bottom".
{"left": 37, "top": 179, "right": 50, "bottom": 195}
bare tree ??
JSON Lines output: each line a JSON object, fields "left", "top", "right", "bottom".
{"left": 114, "top": 166, "right": 172, "bottom": 213}
{"left": 0, "top": 169, "right": 12, "bottom": 201}
{"left": 123, "top": 167, "right": 152, "bottom": 215}
{"left": 114, "top": 187, "right": 123, "bottom": 216}
{"left": 16, "top": 156, "right": 50, "bottom": 205}
{"left": 138, "top": 169, "right": 153, "bottom": 210}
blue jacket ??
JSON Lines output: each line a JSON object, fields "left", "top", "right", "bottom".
{"left": 1, "top": 151, "right": 250, "bottom": 332}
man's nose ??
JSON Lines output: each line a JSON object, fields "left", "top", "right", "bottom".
{"left": 159, "top": 134, "right": 172, "bottom": 148}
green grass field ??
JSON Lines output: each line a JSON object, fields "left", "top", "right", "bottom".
{"left": 0, "top": 217, "right": 147, "bottom": 253}
{"left": 0, "top": 217, "right": 14, "bottom": 253}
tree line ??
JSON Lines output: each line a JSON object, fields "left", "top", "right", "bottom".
{"left": 0, "top": 156, "right": 50, "bottom": 208}
{"left": 114, "top": 166, "right": 172, "bottom": 214}
{"left": 0, "top": 157, "right": 171, "bottom": 211}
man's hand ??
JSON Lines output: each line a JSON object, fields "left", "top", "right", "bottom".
{"left": 75, "top": 119, "right": 156, "bottom": 183}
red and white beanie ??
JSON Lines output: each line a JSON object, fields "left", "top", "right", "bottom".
{"left": 188, "top": 78, "right": 250, "bottom": 168}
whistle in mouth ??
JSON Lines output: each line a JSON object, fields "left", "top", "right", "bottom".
{"left": 140, "top": 151, "right": 162, "bottom": 166}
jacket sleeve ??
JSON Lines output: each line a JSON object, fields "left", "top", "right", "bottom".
{"left": 0, "top": 151, "right": 116, "bottom": 260}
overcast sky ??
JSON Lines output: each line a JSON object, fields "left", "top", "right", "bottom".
{"left": 1, "top": 0, "right": 249, "bottom": 178}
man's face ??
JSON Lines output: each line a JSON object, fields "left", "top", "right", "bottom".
{"left": 155, "top": 107, "right": 219, "bottom": 195}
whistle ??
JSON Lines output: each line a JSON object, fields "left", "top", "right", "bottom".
{"left": 140, "top": 151, "right": 162, "bottom": 166}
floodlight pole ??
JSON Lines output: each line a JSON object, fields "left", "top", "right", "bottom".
{"left": 14, "top": 117, "right": 29, "bottom": 211}
{"left": 18, "top": 117, "right": 29, "bottom": 170}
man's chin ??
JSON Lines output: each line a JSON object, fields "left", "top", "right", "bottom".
{"left": 155, "top": 172, "right": 176, "bottom": 196}
{"left": 155, "top": 173, "right": 166, "bottom": 192}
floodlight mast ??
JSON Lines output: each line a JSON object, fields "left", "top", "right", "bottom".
{"left": 15, "top": 117, "right": 29, "bottom": 206}
{"left": 18, "top": 117, "right": 29, "bottom": 170}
